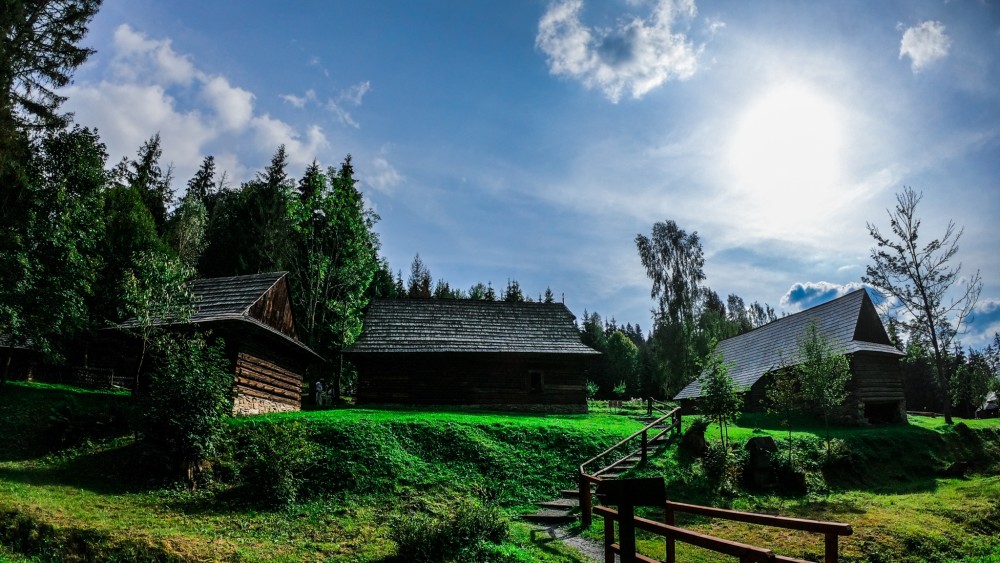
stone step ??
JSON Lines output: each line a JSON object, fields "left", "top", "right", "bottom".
{"left": 539, "top": 498, "right": 579, "bottom": 509}
{"left": 559, "top": 489, "right": 581, "bottom": 498}
{"left": 522, "top": 509, "right": 577, "bottom": 524}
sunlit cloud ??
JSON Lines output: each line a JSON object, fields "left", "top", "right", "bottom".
{"left": 780, "top": 281, "right": 874, "bottom": 312}
{"left": 536, "top": 0, "right": 700, "bottom": 102}
{"left": 899, "top": 20, "right": 952, "bottom": 73}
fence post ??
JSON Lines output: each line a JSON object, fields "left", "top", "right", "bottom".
{"left": 647, "top": 397, "right": 652, "bottom": 417}
{"left": 579, "top": 472, "right": 592, "bottom": 529}
{"left": 602, "top": 513, "right": 615, "bottom": 563}
{"left": 641, "top": 430, "right": 648, "bottom": 463}
{"left": 619, "top": 503, "right": 636, "bottom": 563}
{"left": 825, "top": 533, "right": 839, "bottom": 563}
{"left": 665, "top": 503, "right": 676, "bottom": 563}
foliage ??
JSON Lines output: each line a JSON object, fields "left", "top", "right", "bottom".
{"left": 164, "top": 195, "right": 208, "bottom": 269}
{"left": 233, "top": 420, "right": 315, "bottom": 507}
{"left": 951, "top": 348, "right": 995, "bottom": 418}
{"left": 388, "top": 497, "right": 509, "bottom": 563}
{"left": 864, "top": 186, "right": 982, "bottom": 424}
{"left": 606, "top": 331, "right": 640, "bottom": 397}
{"left": 141, "top": 334, "right": 232, "bottom": 487}
{"left": 697, "top": 340, "right": 743, "bottom": 449}
{"left": 766, "top": 364, "right": 802, "bottom": 465}
{"left": 586, "top": 379, "right": 599, "bottom": 399}
{"left": 796, "top": 321, "right": 852, "bottom": 453}
{"left": 0, "top": 0, "right": 101, "bottom": 132}
{"left": 286, "top": 156, "right": 379, "bottom": 398}
{"left": 123, "top": 133, "right": 173, "bottom": 234}
{"left": 406, "top": 253, "right": 432, "bottom": 298}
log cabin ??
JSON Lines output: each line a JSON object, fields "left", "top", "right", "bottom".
{"left": 674, "top": 289, "right": 906, "bottom": 424}
{"left": 346, "top": 299, "right": 600, "bottom": 413}
{"left": 117, "top": 272, "right": 321, "bottom": 415}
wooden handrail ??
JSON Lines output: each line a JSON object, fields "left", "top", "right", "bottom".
{"left": 596, "top": 506, "right": 777, "bottom": 562}
{"left": 579, "top": 406, "right": 680, "bottom": 475}
{"left": 665, "top": 501, "right": 853, "bottom": 536}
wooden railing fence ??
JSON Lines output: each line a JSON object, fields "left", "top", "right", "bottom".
{"left": 579, "top": 404, "right": 681, "bottom": 527}
{"left": 595, "top": 501, "right": 852, "bottom": 563}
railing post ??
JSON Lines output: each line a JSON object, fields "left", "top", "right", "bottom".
{"left": 619, "top": 503, "right": 636, "bottom": 563}
{"left": 825, "top": 533, "right": 839, "bottom": 563}
{"left": 665, "top": 503, "right": 676, "bottom": 563}
{"left": 647, "top": 397, "right": 652, "bottom": 417}
{"left": 579, "top": 472, "right": 593, "bottom": 529}
{"left": 602, "top": 513, "right": 615, "bottom": 563}
{"left": 641, "top": 429, "right": 648, "bottom": 463}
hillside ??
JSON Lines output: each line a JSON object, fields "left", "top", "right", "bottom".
{"left": 1, "top": 382, "right": 999, "bottom": 562}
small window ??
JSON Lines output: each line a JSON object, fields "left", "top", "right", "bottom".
{"left": 529, "top": 371, "right": 544, "bottom": 393}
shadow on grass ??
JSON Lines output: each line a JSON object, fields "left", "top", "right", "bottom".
{"left": 0, "top": 442, "right": 157, "bottom": 496}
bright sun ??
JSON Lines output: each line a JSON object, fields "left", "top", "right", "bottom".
{"left": 728, "top": 82, "right": 845, "bottom": 211}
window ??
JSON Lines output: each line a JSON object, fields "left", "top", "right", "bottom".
{"left": 529, "top": 370, "right": 544, "bottom": 393}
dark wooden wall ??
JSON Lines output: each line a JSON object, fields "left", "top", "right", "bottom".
{"left": 231, "top": 337, "right": 304, "bottom": 410}
{"left": 849, "top": 352, "right": 904, "bottom": 405}
{"left": 354, "top": 352, "right": 590, "bottom": 413}
{"left": 248, "top": 276, "right": 299, "bottom": 339}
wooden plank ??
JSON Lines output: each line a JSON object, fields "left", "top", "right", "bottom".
{"left": 235, "top": 384, "right": 300, "bottom": 406}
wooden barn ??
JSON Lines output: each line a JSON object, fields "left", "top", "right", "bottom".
{"left": 346, "top": 299, "right": 600, "bottom": 413}
{"left": 674, "top": 289, "right": 906, "bottom": 424}
{"left": 117, "top": 272, "right": 321, "bottom": 416}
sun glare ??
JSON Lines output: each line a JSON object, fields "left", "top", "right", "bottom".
{"left": 728, "top": 82, "right": 845, "bottom": 213}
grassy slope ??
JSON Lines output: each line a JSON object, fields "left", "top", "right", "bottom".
{"left": 3, "top": 382, "right": 1000, "bottom": 562}
{"left": 0, "top": 382, "right": 641, "bottom": 562}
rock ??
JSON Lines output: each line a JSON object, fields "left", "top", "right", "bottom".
{"left": 744, "top": 436, "right": 778, "bottom": 488}
{"left": 942, "top": 461, "right": 969, "bottom": 478}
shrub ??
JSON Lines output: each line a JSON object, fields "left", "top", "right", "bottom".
{"left": 388, "top": 497, "right": 509, "bottom": 562}
{"left": 235, "top": 420, "right": 315, "bottom": 508}
{"left": 140, "top": 335, "right": 232, "bottom": 487}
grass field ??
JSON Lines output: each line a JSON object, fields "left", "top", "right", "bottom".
{"left": 2, "top": 381, "right": 999, "bottom": 562}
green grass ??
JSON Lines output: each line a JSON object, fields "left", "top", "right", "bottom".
{"left": 3, "top": 381, "right": 1000, "bottom": 562}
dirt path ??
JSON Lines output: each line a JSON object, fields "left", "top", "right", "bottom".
{"left": 530, "top": 524, "right": 615, "bottom": 562}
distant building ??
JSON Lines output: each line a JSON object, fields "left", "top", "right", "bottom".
{"left": 674, "top": 289, "right": 905, "bottom": 423}
{"left": 346, "top": 299, "right": 600, "bottom": 413}
{"left": 115, "top": 272, "right": 321, "bottom": 416}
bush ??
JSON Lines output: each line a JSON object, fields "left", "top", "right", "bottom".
{"left": 700, "top": 442, "right": 746, "bottom": 496}
{"left": 388, "top": 497, "right": 509, "bottom": 562}
{"left": 234, "top": 420, "right": 315, "bottom": 508}
{"left": 140, "top": 335, "right": 232, "bottom": 486}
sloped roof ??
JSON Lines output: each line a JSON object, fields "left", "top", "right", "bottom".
{"left": 120, "top": 272, "right": 320, "bottom": 359}
{"left": 674, "top": 289, "right": 902, "bottom": 400}
{"left": 347, "top": 299, "right": 601, "bottom": 355}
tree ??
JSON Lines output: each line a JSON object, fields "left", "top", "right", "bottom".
{"left": 166, "top": 195, "right": 208, "bottom": 269}
{"left": 635, "top": 220, "right": 706, "bottom": 326}
{"left": 185, "top": 155, "right": 216, "bottom": 204}
{"left": 951, "top": 348, "right": 993, "bottom": 418}
{"left": 766, "top": 362, "right": 802, "bottom": 466}
{"left": 0, "top": 0, "right": 101, "bottom": 133}
{"left": 697, "top": 340, "right": 742, "bottom": 449}
{"left": 407, "top": 253, "right": 432, "bottom": 298}
{"left": 141, "top": 333, "right": 232, "bottom": 488}
{"left": 287, "top": 156, "right": 379, "bottom": 399}
{"left": 636, "top": 220, "right": 707, "bottom": 395}
{"left": 543, "top": 287, "right": 555, "bottom": 304}
{"left": 864, "top": 186, "right": 982, "bottom": 424}
{"left": 126, "top": 134, "right": 173, "bottom": 233}
{"left": 606, "top": 331, "right": 640, "bottom": 397}
{"left": 796, "top": 321, "right": 851, "bottom": 453}
{"left": 1, "top": 125, "right": 108, "bottom": 387}
{"left": 502, "top": 279, "right": 525, "bottom": 302}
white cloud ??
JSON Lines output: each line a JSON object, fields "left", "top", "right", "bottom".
{"left": 202, "top": 76, "right": 255, "bottom": 131}
{"left": 780, "top": 281, "right": 872, "bottom": 312}
{"left": 899, "top": 20, "right": 952, "bottom": 73}
{"left": 327, "top": 100, "right": 360, "bottom": 129}
{"left": 340, "top": 81, "right": 371, "bottom": 105}
{"left": 536, "top": 0, "right": 700, "bottom": 102}
{"left": 364, "top": 155, "right": 404, "bottom": 194}
{"left": 112, "top": 24, "right": 197, "bottom": 85}
{"left": 281, "top": 89, "right": 316, "bottom": 108}
{"left": 61, "top": 25, "right": 330, "bottom": 189}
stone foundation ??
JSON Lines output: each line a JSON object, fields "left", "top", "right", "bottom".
{"left": 232, "top": 393, "right": 300, "bottom": 416}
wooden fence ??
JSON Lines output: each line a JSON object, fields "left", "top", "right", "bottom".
{"left": 595, "top": 501, "right": 852, "bottom": 563}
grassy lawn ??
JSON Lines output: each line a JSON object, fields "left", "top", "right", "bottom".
{"left": 2, "top": 381, "right": 999, "bottom": 562}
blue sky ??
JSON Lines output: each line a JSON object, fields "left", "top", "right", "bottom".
{"left": 62, "top": 0, "right": 1000, "bottom": 346}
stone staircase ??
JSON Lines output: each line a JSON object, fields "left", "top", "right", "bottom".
{"left": 522, "top": 408, "right": 680, "bottom": 526}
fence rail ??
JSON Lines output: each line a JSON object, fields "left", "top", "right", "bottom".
{"left": 595, "top": 501, "right": 852, "bottom": 563}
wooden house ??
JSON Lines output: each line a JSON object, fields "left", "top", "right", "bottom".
{"left": 674, "top": 289, "right": 906, "bottom": 424}
{"left": 118, "top": 272, "right": 321, "bottom": 416}
{"left": 346, "top": 299, "right": 600, "bottom": 413}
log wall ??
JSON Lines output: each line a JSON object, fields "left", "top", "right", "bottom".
{"left": 354, "top": 352, "right": 590, "bottom": 413}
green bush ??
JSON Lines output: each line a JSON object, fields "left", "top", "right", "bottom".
{"left": 140, "top": 335, "right": 232, "bottom": 486}
{"left": 388, "top": 497, "right": 509, "bottom": 562}
{"left": 234, "top": 420, "right": 315, "bottom": 508}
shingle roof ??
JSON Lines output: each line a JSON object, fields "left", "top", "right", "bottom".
{"left": 185, "top": 272, "right": 286, "bottom": 323}
{"left": 119, "top": 272, "right": 320, "bottom": 359}
{"left": 674, "top": 289, "right": 902, "bottom": 400}
{"left": 347, "top": 299, "right": 601, "bottom": 354}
